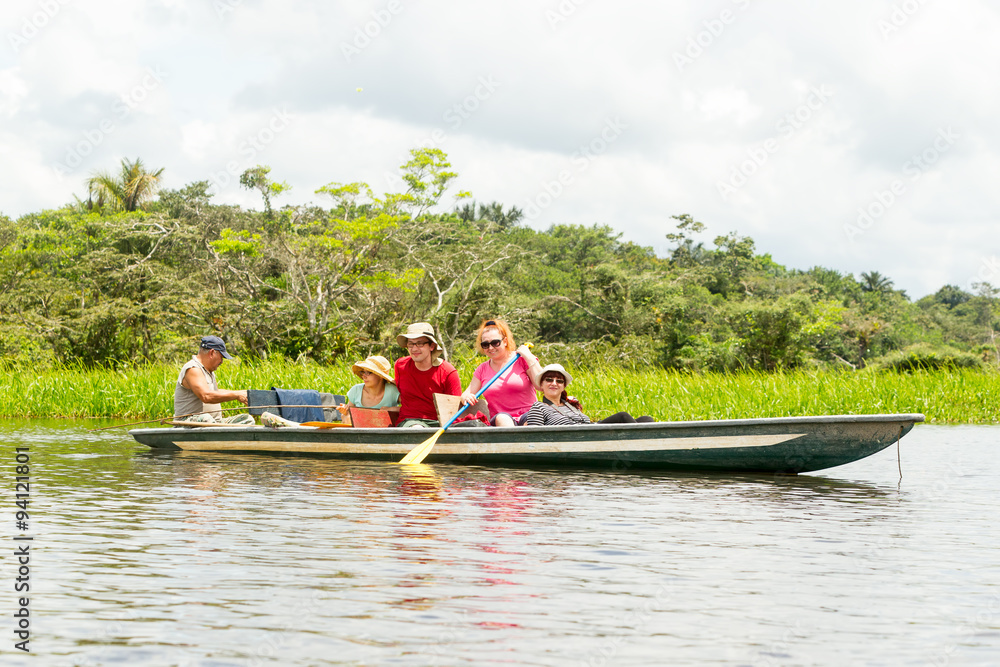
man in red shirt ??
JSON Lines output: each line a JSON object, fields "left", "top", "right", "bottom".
{"left": 394, "top": 322, "right": 462, "bottom": 427}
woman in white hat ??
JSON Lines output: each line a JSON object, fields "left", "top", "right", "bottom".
{"left": 336, "top": 355, "right": 400, "bottom": 425}
{"left": 521, "top": 363, "right": 654, "bottom": 426}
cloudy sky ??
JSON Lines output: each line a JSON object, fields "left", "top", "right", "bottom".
{"left": 2, "top": 0, "right": 997, "bottom": 298}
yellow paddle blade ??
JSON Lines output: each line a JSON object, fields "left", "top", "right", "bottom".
{"left": 398, "top": 427, "right": 445, "bottom": 464}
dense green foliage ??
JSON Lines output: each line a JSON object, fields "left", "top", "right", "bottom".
{"left": 2, "top": 150, "right": 998, "bottom": 374}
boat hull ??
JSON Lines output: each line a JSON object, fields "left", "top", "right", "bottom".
{"left": 130, "top": 413, "right": 924, "bottom": 473}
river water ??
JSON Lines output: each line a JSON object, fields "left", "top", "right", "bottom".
{"left": 2, "top": 421, "right": 998, "bottom": 666}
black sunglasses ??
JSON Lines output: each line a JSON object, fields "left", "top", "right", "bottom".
{"left": 481, "top": 338, "right": 504, "bottom": 349}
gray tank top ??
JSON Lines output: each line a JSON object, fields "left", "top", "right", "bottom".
{"left": 173, "top": 357, "right": 222, "bottom": 418}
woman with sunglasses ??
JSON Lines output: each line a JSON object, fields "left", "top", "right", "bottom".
{"left": 335, "top": 355, "right": 400, "bottom": 426}
{"left": 460, "top": 318, "right": 542, "bottom": 427}
{"left": 522, "top": 363, "right": 654, "bottom": 426}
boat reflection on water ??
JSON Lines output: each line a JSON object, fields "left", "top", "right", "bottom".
{"left": 144, "top": 451, "right": 904, "bottom": 577}
{"left": 396, "top": 463, "right": 443, "bottom": 502}
{"left": 142, "top": 449, "right": 901, "bottom": 507}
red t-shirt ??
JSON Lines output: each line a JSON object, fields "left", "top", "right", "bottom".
{"left": 394, "top": 356, "right": 462, "bottom": 421}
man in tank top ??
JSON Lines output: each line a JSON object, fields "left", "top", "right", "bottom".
{"left": 173, "top": 336, "right": 252, "bottom": 423}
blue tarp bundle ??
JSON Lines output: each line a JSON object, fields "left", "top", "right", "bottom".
{"left": 272, "top": 388, "right": 325, "bottom": 423}
{"left": 247, "top": 388, "right": 324, "bottom": 422}
{"left": 246, "top": 390, "right": 278, "bottom": 416}
{"left": 248, "top": 389, "right": 345, "bottom": 422}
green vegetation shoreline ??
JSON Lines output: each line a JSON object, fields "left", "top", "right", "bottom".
{"left": 3, "top": 363, "right": 997, "bottom": 425}
{"left": 4, "top": 150, "right": 999, "bottom": 382}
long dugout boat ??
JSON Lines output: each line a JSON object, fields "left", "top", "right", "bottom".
{"left": 130, "top": 413, "right": 924, "bottom": 474}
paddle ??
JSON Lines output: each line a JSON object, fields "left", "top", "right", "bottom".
{"left": 90, "top": 405, "right": 337, "bottom": 431}
{"left": 300, "top": 421, "right": 352, "bottom": 429}
{"left": 399, "top": 347, "right": 529, "bottom": 465}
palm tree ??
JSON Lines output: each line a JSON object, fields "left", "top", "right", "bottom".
{"left": 86, "top": 157, "right": 165, "bottom": 212}
{"left": 454, "top": 200, "right": 524, "bottom": 229}
{"left": 859, "top": 271, "right": 894, "bottom": 294}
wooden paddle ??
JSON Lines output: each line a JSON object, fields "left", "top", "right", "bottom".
{"left": 399, "top": 347, "right": 529, "bottom": 465}
{"left": 165, "top": 420, "right": 348, "bottom": 429}
{"left": 90, "top": 405, "right": 336, "bottom": 431}
{"left": 163, "top": 420, "right": 253, "bottom": 428}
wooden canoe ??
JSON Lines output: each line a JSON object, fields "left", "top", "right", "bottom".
{"left": 130, "top": 413, "right": 924, "bottom": 474}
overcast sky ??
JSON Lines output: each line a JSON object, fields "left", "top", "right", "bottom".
{"left": 2, "top": 0, "right": 998, "bottom": 298}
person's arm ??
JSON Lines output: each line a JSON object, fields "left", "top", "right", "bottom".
{"left": 336, "top": 401, "right": 354, "bottom": 425}
{"left": 182, "top": 367, "right": 248, "bottom": 405}
{"left": 461, "top": 376, "right": 483, "bottom": 406}
{"left": 516, "top": 345, "right": 543, "bottom": 390}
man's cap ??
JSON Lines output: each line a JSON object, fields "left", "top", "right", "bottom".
{"left": 200, "top": 335, "right": 232, "bottom": 359}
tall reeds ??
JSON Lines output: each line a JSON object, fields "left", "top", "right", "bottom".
{"left": 1, "top": 361, "right": 997, "bottom": 424}
{"left": 0, "top": 359, "right": 355, "bottom": 420}
{"left": 572, "top": 367, "right": 999, "bottom": 424}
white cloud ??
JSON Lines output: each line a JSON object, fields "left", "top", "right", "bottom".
{"left": 0, "top": 68, "right": 28, "bottom": 116}
{"left": 682, "top": 87, "right": 761, "bottom": 125}
{"left": 0, "top": 0, "right": 997, "bottom": 298}
{"left": 179, "top": 119, "right": 218, "bottom": 161}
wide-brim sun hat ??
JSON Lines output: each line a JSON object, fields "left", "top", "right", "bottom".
{"left": 396, "top": 322, "right": 443, "bottom": 364}
{"left": 538, "top": 363, "right": 572, "bottom": 386}
{"left": 352, "top": 355, "right": 395, "bottom": 383}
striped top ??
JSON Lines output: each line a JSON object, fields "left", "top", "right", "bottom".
{"left": 521, "top": 399, "right": 592, "bottom": 426}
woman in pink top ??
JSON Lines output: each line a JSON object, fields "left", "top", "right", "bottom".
{"left": 460, "top": 319, "right": 542, "bottom": 427}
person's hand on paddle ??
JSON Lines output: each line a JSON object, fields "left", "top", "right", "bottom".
{"left": 460, "top": 391, "right": 478, "bottom": 406}
{"left": 515, "top": 344, "right": 536, "bottom": 365}
{"left": 401, "top": 343, "right": 534, "bottom": 464}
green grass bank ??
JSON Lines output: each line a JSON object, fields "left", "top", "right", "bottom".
{"left": 2, "top": 362, "right": 998, "bottom": 424}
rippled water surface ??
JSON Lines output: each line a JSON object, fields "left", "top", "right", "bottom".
{"left": 2, "top": 421, "right": 998, "bottom": 666}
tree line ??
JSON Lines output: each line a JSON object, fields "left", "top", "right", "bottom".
{"left": 1, "top": 150, "right": 997, "bottom": 373}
